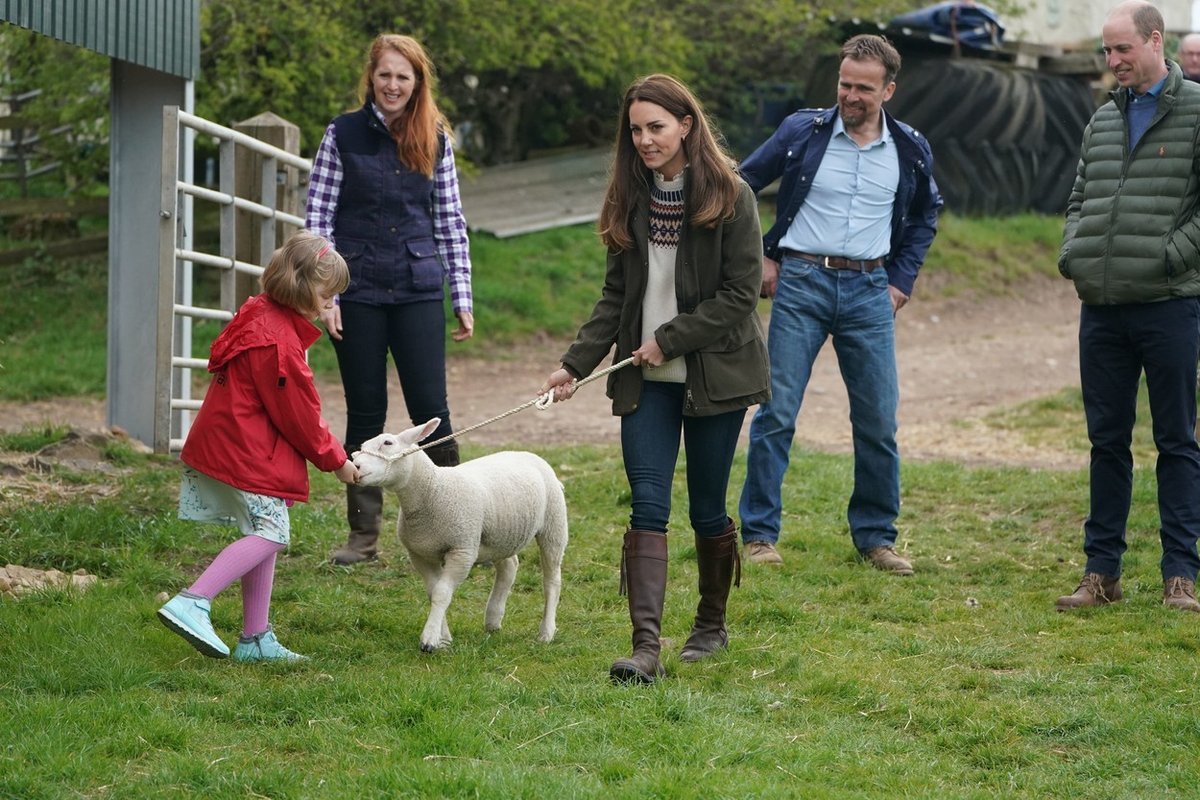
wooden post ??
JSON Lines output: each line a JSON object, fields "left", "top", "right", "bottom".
{"left": 233, "top": 112, "right": 302, "bottom": 305}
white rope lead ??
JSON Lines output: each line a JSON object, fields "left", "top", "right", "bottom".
{"left": 414, "top": 356, "right": 636, "bottom": 454}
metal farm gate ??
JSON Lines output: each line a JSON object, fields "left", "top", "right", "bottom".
{"left": 155, "top": 105, "right": 309, "bottom": 453}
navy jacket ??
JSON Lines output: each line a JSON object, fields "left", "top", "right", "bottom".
{"left": 739, "top": 106, "right": 942, "bottom": 297}
{"left": 332, "top": 105, "right": 444, "bottom": 305}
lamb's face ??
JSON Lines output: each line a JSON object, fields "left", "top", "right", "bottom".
{"left": 352, "top": 433, "right": 414, "bottom": 488}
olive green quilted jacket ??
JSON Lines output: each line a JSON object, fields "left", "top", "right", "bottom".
{"left": 1060, "top": 62, "right": 1200, "bottom": 305}
{"left": 561, "top": 178, "right": 770, "bottom": 418}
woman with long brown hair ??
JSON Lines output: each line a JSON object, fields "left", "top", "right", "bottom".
{"left": 306, "top": 34, "right": 474, "bottom": 566}
{"left": 541, "top": 74, "right": 770, "bottom": 684}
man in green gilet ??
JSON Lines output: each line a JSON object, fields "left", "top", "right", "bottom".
{"left": 1057, "top": 0, "right": 1200, "bottom": 614}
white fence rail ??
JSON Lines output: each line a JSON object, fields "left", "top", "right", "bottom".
{"left": 155, "top": 106, "right": 311, "bottom": 453}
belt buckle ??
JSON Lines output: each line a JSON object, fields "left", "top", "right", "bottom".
{"left": 822, "top": 255, "right": 833, "bottom": 269}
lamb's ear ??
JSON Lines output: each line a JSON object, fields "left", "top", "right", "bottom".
{"left": 418, "top": 417, "right": 441, "bottom": 441}
{"left": 400, "top": 417, "right": 442, "bottom": 446}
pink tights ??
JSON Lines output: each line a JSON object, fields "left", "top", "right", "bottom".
{"left": 188, "top": 535, "right": 286, "bottom": 637}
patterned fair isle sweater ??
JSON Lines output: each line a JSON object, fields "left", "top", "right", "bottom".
{"left": 641, "top": 170, "right": 686, "bottom": 383}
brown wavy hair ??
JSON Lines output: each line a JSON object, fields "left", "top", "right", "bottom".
{"left": 359, "top": 34, "right": 449, "bottom": 178}
{"left": 598, "top": 74, "right": 741, "bottom": 252}
{"left": 262, "top": 230, "right": 350, "bottom": 317}
{"left": 841, "top": 34, "right": 902, "bottom": 84}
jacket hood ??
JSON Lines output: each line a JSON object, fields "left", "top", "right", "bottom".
{"left": 208, "top": 294, "right": 320, "bottom": 372}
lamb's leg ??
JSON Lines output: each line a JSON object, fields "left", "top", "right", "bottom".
{"left": 484, "top": 554, "right": 519, "bottom": 632}
{"left": 420, "top": 547, "right": 475, "bottom": 652}
{"left": 408, "top": 552, "right": 453, "bottom": 650}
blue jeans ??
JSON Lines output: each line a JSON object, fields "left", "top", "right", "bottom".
{"left": 1078, "top": 298, "right": 1200, "bottom": 581}
{"left": 621, "top": 380, "right": 746, "bottom": 537}
{"left": 739, "top": 255, "right": 900, "bottom": 552}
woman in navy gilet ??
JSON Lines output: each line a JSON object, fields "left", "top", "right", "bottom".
{"left": 306, "top": 34, "right": 474, "bottom": 566}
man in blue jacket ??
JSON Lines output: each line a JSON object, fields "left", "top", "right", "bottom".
{"left": 737, "top": 34, "right": 942, "bottom": 573}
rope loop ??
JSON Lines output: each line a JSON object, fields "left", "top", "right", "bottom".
{"left": 408, "top": 356, "right": 636, "bottom": 456}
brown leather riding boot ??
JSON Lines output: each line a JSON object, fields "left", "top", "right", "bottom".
{"left": 610, "top": 530, "right": 668, "bottom": 685}
{"left": 330, "top": 484, "right": 383, "bottom": 565}
{"left": 680, "top": 520, "right": 741, "bottom": 663}
{"left": 424, "top": 440, "right": 461, "bottom": 467}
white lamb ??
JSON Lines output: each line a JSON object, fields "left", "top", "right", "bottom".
{"left": 352, "top": 418, "right": 567, "bottom": 652}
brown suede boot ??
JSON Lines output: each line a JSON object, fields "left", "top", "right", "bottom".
{"left": 610, "top": 530, "right": 668, "bottom": 685}
{"left": 330, "top": 484, "right": 383, "bottom": 565}
{"left": 424, "top": 440, "right": 461, "bottom": 467}
{"left": 1163, "top": 576, "right": 1200, "bottom": 612}
{"left": 680, "top": 521, "right": 740, "bottom": 663}
{"left": 1055, "top": 572, "right": 1122, "bottom": 610}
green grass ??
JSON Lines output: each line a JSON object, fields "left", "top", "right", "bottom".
{"left": 0, "top": 211, "right": 1065, "bottom": 400}
{"left": 0, "top": 424, "right": 69, "bottom": 452}
{"left": 5, "top": 213, "right": 1196, "bottom": 797}
{"left": 914, "top": 212, "right": 1064, "bottom": 295}
{"left": 2, "top": 436, "right": 1198, "bottom": 798}
{"left": 0, "top": 254, "right": 109, "bottom": 400}
{"left": 985, "top": 380, "right": 1170, "bottom": 467}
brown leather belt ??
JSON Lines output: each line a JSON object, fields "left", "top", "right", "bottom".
{"left": 780, "top": 249, "right": 886, "bottom": 271}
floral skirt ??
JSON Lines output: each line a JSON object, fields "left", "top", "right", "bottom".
{"left": 178, "top": 467, "right": 291, "bottom": 545}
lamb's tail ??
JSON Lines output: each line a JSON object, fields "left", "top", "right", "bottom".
{"left": 535, "top": 480, "right": 569, "bottom": 567}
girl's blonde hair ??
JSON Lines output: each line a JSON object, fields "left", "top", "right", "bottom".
{"left": 261, "top": 230, "right": 350, "bottom": 316}
{"left": 359, "top": 33, "right": 449, "bottom": 178}
{"left": 598, "top": 73, "right": 741, "bottom": 252}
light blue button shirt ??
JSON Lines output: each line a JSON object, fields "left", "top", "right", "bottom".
{"left": 778, "top": 113, "right": 900, "bottom": 261}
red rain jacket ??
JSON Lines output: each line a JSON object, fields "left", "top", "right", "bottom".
{"left": 180, "top": 294, "right": 346, "bottom": 502}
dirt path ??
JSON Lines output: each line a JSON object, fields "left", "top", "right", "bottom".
{"left": 0, "top": 277, "right": 1086, "bottom": 470}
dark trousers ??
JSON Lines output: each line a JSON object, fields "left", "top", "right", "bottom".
{"left": 620, "top": 380, "right": 746, "bottom": 537}
{"left": 1079, "top": 298, "right": 1200, "bottom": 581}
{"left": 331, "top": 299, "right": 453, "bottom": 453}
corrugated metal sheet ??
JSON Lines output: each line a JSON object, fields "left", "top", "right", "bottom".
{"left": 0, "top": 0, "right": 198, "bottom": 79}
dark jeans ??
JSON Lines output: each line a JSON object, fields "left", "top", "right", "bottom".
{"left": 331, "top": 299, "right": 452, "bottom": 453}
{"left": 620, "top": 380, "right": 746, "bottom": 537}
{"left": 1079, "top": 298, "right": 1200, "bottom": 581}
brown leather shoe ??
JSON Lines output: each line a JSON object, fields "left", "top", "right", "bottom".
{"left": 1055, "top": 572, "right": 1122, "bottom": 610}
{"left": 1163, "top": 576, "right": 1200, "bottom": 612}
{"left": 744, "top": 541, "right": 784, "bottom": 565}
{"left": 863, "top": 546, "right": 913, "bottom": 576}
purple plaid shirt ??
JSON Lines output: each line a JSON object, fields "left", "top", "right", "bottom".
{"left": 305, "top": 104, "right": 473, "bottom": 314}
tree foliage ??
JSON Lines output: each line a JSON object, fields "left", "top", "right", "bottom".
{"left": 192, "top": 0, "right": 921, "bottom": 163}
{"left": 197, "top": 0, "right": 363, "bottom": 154}
{"left": 197, "top": 0, "right": 690, "bottom": 163}
{"left": 0, "top": 24, "right": 108, "bottom": 195}
{"left": 1, "top": 0, "right": 1042, "bottom": 187}
{"left": 402, "top": 0, "right": 691, "bottom": 163}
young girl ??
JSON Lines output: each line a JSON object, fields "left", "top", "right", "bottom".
{"left": 540, "top": 74, "right": 770, "bottom": 684}
{"left": 157, "top": 230, "right": 360, "bottom": 662}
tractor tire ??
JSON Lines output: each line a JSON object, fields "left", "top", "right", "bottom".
{"left": 803, "top": 55, "right": 1097, "bottom": 216}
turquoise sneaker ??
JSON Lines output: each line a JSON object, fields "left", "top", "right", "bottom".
{"left": 157, "top": 593, "right": 229, "bottom": 658}
{"left": 232, "top": 627, "right": 308, "bottom": 663}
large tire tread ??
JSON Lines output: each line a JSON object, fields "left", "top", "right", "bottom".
{"left": 804, "top": 54, "right": 1098, "bottom": 215}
